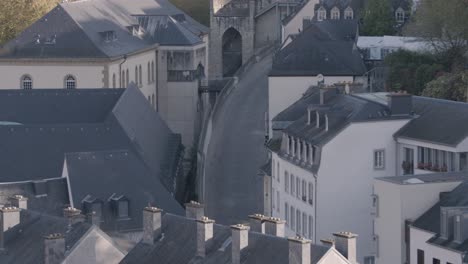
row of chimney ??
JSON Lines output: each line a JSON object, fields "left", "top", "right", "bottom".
{"left": 0, "top": 195, "right": 100, "bottom": 264}
{"left": 142, "top": 201, "right": 358, "bottom": 264}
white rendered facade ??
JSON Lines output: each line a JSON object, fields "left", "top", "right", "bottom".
{"left": 281, "top": 0, "right": 320, "bottom": 43}
{"left": 270, "top": 118, "right": 411, "bottom": 263}
{"left": 374, "top": 176, "right": 462, "bottom": 264}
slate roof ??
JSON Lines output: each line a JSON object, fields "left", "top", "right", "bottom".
{"left": 0, "top": 0, "right": 208, "bottom": 59}
{"left": 412, "top": 180, "right": 468, "bottom": 259}
{"left": 270, "top": 20, "right": 365, "bottom": 76}
{"left": 377, "top": 171, "right": 468, "bottom": 185}
{"left": 0, "top": 86, "right": 183, "bottom": 225}
{"left": 65, "top": 150, "right": 185, "bottom": 231}
{"left": 120, "top": 213, "right": 331, "bottom": 264}
{"left": 0, "top": 210, "right": 92, "bottom": 264}
{"left": 394, "top": 97, "right": 468, "bottom": 147}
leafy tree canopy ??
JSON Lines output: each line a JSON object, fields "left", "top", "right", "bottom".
{"left": 360, "top": 0, "right": 395, "bottom": 36}
{"left": 422, "top": 71, "right": 468, "bottom": 102}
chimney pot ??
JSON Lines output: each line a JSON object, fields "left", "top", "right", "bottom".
{"left": 0, "top": 206, "right": 21, "bottom": 249}
{"left": 142, "top": 206, "right": 162, "bottom": 245}
{"left": 9, "top": 195, "right": 28, "bottom": 210}
{"left": 248, "top": 214, "right": 266, "bottom": 233}
{"left": 185, "top": 201, "right": 204, "bottom": 220}
{"left": 196, "top": 216, "right": 215, "bottom": 258}
{"left": 333, "top": 231, "right": 358, "bottom": 264}
{"left": 63, "top": 207, "right": 83, "bottom": 225}
{"left": 231, "top": 224, "right": 250, "bottom": 264}
{"left": 288, "top": 236, "right": 311, "bottom": 264}
{"left": 320, "top": 238, "right": 335, "bottom": 248}
{"left": 264, "top": 217, "right": 285, "bottom": 237}
{"left": 44, "top": 233, "right": 65, "bottom": 264}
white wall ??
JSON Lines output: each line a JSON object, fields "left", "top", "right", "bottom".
{"left": 281, "top": 0, "right": 320, "bottom": 42}
{"left": 410, "top": 227, "right": 462, "bottom": 264}
{"left": 374, "top": 178, "right": 461, "bottom": 264}
{"left": 268, "top": 75, "right": 354, "bottom": 137}
{"left": 316, "top": 119, "right": 409, "bottom": 263}
{"left": 0, "top": 63, "right": 105, "bottom": 89}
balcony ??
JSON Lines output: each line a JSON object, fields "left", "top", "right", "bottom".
{"left": 416, "top": 162, "right": 448, "bottom": 172}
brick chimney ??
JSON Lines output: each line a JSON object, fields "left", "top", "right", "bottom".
{"left": 185, "top": 201, "right": 204, "bottom": 220}
{"left": 44, "top": 233, "right": 65, "bottom": 264}
{"left": 196, "top": 216, "right": 215, "bottom": 257}
{"left": 9, "top": 195, "right": 28, "bottom": 210}
{"left": 0, "top": 207, "right": 20, "bottom": 249}
{"left": 231, "top": 224, "right": 249, "bottom": 264}
{"left": 333, "top": 232, "right": 358, "bottom": 264}
{"left": 264, "top": 217, "right": 285, "bottom": 237}
{"left": 248, "top": 214, "right": 266, "bottom": 233}
{"left": 387, "top": 93, "right": 413, "bottom": 116}
{"left": 288, "top": 236, "right": 311, "bottom": 264}
{"left": 142, "top": 207, "right": 162, "bottom": 245}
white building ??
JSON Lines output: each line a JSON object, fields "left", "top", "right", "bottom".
{"left": 409, "top": 180, "right": 468, "bottom": 264}
{"left": 357, "top": 36, "right": 432, "bottom": 61}
{"left": 0, "top": 0, "right": 209, "bottom": 150}
{"left": 269, "top": 19, "right": 365, "bottom": 138}
{"left": 266, "top": 90, "right": 468, "bottom": 264}
{"left": 374, "top": 172, "right": 467, "bottom": 264}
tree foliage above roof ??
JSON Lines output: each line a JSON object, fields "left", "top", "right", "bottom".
{"left": 360, "top": 0, "right": 395, "bottom": 36}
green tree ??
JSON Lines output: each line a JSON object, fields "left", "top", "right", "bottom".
{"left": 422, "top": 71, "right": 468, "bottom": 102}
{"left": 385, "top": 50, "right": 445, "bottom": 94}
{"left": 0, "top": 0, "right": 59, "bottom": 44}
{"left": 360, "top": 0, "right": 395, "bottom": 36}
{"left": 405, "top": 0, "right": 468, "bottom": 70}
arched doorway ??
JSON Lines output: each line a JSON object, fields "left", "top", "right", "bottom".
{"left": 222, "top": 27, "right": 242, "bottom": 77}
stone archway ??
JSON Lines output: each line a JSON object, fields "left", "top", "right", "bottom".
{"left": 222, "top": 27, "right": 242, "bottom": 77}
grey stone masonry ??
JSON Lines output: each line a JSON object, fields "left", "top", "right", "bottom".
{"left": 0, "top": 207, "right": 20, "bottom": 249}
{"left": 288, "top": 236, "right": 311, "bottom": 264}
{"left": 44, "top": 233, "right": 65, "bottom": 264}
{"left": 264, "top": 217, "right": 285, "bottom": 237}
{"left": 196, "top": 216, "right": 215, "bottom": 257}
{"left": 248, "top": 214, "right": 266, "bottom": 233}
{"left": 142, "top": 207, "right": 162, "bottom": 245}
{"left": 9, "top": 195, "right": 28, "bottom": 210}
{"left": 231, "top": 224, "right": 250, "bottom": 264}
{"left": 333, "top": 231, "right": 358, "bottom": 264}
{"left": 185, "top": 201, "right": 204, "bottom": 220}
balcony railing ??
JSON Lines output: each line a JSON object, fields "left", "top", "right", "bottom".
{"left": 167, "top": 70, "right": 197, "bottom": 82}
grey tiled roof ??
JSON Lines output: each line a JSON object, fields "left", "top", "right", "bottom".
{"left": 66, "top": 150, "right": 184, "bottom": 231}
{"left": 394, "top": 97, "right": 468, "bottom": 147}
{"left": 412, "top": 180, "right": 468, "bottom": 259}
{"left": 270, "top": 20, "right": 365, "bottom": 76}
{"left": 0, "top": 210, "right": 92, "bottom": 264}
{"left": 121, "top": 213, "right": 330, "bottom": 264}
{"left": 0, "top": 0, "right": 208, "bottom": 59}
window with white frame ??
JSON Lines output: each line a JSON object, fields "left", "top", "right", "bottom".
{"left": 344, "top": 6, "right": 353, "bottom": 19}
{"left": 395, "top": 7, "right": 405, "bottom": 23}
{"left": 21, "top": 75, "right": 33, "bottom": 89}
{"left": 277, "top": 162, "right": 280, "bottom": 183}
{"left": 331, "top": 6, "right": 340, "bottom": 19}
{"left": 296, "top": 210, "right": 301, "bottom": 234}
{"left": 374, "top": 149, "right": 385, "bottom": 169}
{"left": 272, "top": 160, "right": 275, "bottom": 180}
{"left": 308, "top": 215, "right": 313, "bottom": 239}
{"left": 317, "top": 6, "right": 326, "bottom": 21}
{"left": 285, "top": 202, "right": 289, "bottom": 224}
{"left": 291, "top": 174, "right": 295, "bottom": 195}
{"left": 302, "top": 212, "right": 307, "bottom": 237}
{"left": 272, "top": 188, "right": 275, "bottom": 209}
{"left": 285, "top": 171, "right": 289, "bottom": 193}
{"left": 147, "top": 62, "right": 151, "bottom": 84}
{"left": 64, "top": 75, "right": 76, "bottom": 89}
{"left": 308, "top": 182, "right": 313, "bottom": 205}
{"left": 296, "top": 177, "right": 300, "bottom": 199}
{"left": 302, "top": 180, "right": 307, "bottom": 202}
{"left": 417, "top": 146, "right": 455, "bottom": 172}
{"left": 276, "top": 190, "right": 280, "bottom": 212}
{"left": 291, "top": 206, "right": 295, "bottom": 230}
{"left": 112, "top": 74, "right": 116, "bottom": 88}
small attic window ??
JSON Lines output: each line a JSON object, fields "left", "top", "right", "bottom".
{"left": 99, "top": 30, "right": 117, "bottom": 42}
{"left": 172, "top": 14, "right": 186, "bottom": 22}
{"left": 82, "top": 195, "right": 103, "bottom": 219}
{"left": 127, "top": 25, "right": 144, "bottom": 36}
{"left": 110, "top": 194, "right": 130, "bottom": 219}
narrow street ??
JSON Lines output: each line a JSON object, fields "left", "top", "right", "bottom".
{"left": 204, "top": 54, "right": 272, "bottom": 225}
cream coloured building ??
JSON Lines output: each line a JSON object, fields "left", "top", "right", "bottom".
{"left": 0, "top": 0, "right": 209, "bottom": 150}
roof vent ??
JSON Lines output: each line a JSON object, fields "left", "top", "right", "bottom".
{"left": 44, "top": 34, "right": 56, "bottom": 45}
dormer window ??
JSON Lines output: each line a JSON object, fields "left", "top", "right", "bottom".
{"left": 110, "top": 194, "right": 129, "bottom": 219}
{"left": 344, "top": 7, "right": 353, "bottom": 19}
{"left": 64, "top": 75, "right": 76, "bottom": 89}
{"left": 317, "top": 6, "right": 326, "bottom": 21}
{"left": 395, "top": 7, "right": 405, "bottom": 23}
{"left": 331, "top": 7, "right": 340, "bottom": 20}
{"left": 21, "top": 75, "right": 33, "bottom": 89}
{"left": 100, "top": 30, "right": 117, "bottom": 42}
{"left": 82, "top": 195, "right": 103, "bottom": 220}
{"left": 127, "top": 25, "right": 144, "bottom": 36}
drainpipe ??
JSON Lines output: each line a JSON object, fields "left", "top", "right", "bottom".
{"left": 119, "top": 55, "right": 127, "bottom": 88}
{"left": 155, "top": 49, "right": 159, "bottom": 112}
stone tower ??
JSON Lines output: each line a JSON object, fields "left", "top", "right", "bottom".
{"left": 209, "top": 0, "right": 256, "bottom": 80}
